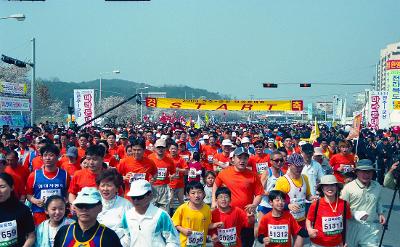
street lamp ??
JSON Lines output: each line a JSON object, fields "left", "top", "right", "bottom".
{"left": 135, "top": 86, "right": 149, "bottom": 122}
{"left": 0, "top": 14, "right": 26, "bottom": 21}
{"left": 99, "top": 70, "right": 120, "bottom": 106}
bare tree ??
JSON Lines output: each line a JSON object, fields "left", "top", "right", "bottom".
{"left": 99, "top": 96, "right": 137, "bottom": 125}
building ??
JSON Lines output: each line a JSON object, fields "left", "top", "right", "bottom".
{"left": 376, "top": 41, "right": 400, "bottom": 91}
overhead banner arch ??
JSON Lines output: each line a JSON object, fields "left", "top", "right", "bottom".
{"left": 145, "top": 97, "right": 303, "bottom": 111}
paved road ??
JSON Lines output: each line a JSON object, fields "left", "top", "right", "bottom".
{"left": 208, "top": 187, "right": 400, "bottom": 247}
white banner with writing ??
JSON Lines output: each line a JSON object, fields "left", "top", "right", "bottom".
{"left": 73, "top": 89, "right": 95, "bottom": 126}
{"left": 0, "top": 97, "right": 30, "bottom": 111}
{"left": 368, "top": 91, "right": 390, "bottom": 130}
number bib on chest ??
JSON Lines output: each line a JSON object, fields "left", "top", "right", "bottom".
{"left": 129, "top": 173, "right": 146, "bottom": 183}
{"left": 268, "top": 224, "right": 288, "bottom": 243}
{"left": 181, "top": 155, "right": 190, "bottom": 162}
{"left": 157, "top": 168, "right": 167, "bottom": 180}
{"left": 217, "top": 227, "right": 237, "bottom": 246}
{"left": 188, "top": 168, "right": 197, "bottom": 178}
{"left": 186, "top": 231, "right": 204, "bottom": 246}
{"left": 40, "top": 189, "right": 61, "bottom": 201}
{"left": 0, "top": 220, "right": 18, "bottom": 246}
{"left": 322, "top": 216, "right": 343, "bottom": 235}
{"left": 207, "top": 155, "right": 214, "bottom": 163}
{"left": 343, "top": 165, "right": 352, "bottom": 173}
{"left": 290, "top": 198, "right": 306, "bottom": 220}
{"left": 256, "top": 163, "right": 268, "bottom": 174}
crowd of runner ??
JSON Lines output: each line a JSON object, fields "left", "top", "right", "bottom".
{"left": 0, "top": 120, "right": 398, "bottom": 247}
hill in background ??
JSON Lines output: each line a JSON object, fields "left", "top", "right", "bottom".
{"left": 42, "top": 78, "right": 226, "bottom": 108}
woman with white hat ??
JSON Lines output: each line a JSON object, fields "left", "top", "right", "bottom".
{"left": 306, "top": 175, "right": 351, "bottom": 247}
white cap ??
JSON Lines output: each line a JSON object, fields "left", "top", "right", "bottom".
{"left": 221, "top": 139, "right": 233, "bottom": 146}
{"left": 156, "top": 133, "right": 161, "bottom": 138}
{"left": 298, "top": 140, "right": 307, "bottom": 146}
{"left": 203, "top": 135, "right": 210, "bottom": 140}
{"left": 314, "top": 147, "right": 324, "bottom": 156}
{"left": 155, "top": 139, "right": 166, "bottom": 148}
{"left": 73, "top": 187, "right": 101, "bottom": 205}
{"left": 127, "top": 179, "right": 152, "bottom": 197}
{"left": 241, "top": 137, "right": 250, "bottom": 144}
{"left": 231, "top": 132, "right": 237, "bottom": 137}
{"left": 161, "top": 135, "right": 168, "bottom": 140}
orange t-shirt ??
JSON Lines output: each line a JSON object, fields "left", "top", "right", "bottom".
{"left": 5, "top": 165, "right": 30, "bottom": 184}
{"left": 307, "top": 198, "right": 352, "bottom": 246}
{"left": 103, "top": 153, "right": 119, "bottom": 168}
{"left": 213, "top": 152, "right": 230, "bottom": 171}
{"left": 329, "top": 153, "right": 355, "bottom": 183}
{"left": 4, "top": 171, "right": 25, "bottom": 198}
{"left": 258, "top": 211, "right": 302, "bottom": 247}
{"left": 148, "top": 153, "right": 176, "bottom": 186}
{"left": 117, "top": 145, "right": 126, "bottom": 159}
{"left": 108, "top": 146, "right": 120, "bottom": 159}
{"left": 168, "top": 155, "right": 188, "bottom": 189}
{"left": 68, "top": 168, "right": 99, "bottom": 195}
{"left": 248, "top": 154, "right": 270, "bottom": 175}
{"left": 179, "top": 151, "right": 191, "bottom": 163}
{"left": 77, "top": 147, "right": 86, "bottom": 159}
{"left": 202, "top": 145, "right": 219, "bottom": 171}
{"left": 117, "top": 156, "right": 157, "bottom": 196}
{"left": 215, "top": 166, "right": 264, "bottom": 210}
{"left": 61, "top": 160, "right": 81, "bottom": 177}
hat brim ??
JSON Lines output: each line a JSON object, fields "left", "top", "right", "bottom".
{"left": 317, "top": 181, "right": 344, "bottom": 191}
{"left": 72, "top": 198, "right": 100, "bottom": 205}
{"left": 126, "top": 189, "right": 151, "bottom": 197}
{"left": 355, "top": 166, "right": 378, "bottom": 171}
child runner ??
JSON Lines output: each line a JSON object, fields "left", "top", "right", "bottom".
{"left": 203, "top": 171, "right": 216, "bottom": 207}
{"left": 187, "top": 152, "right": 203, "bottom": 183}
{"left": 35, "top": 195, "right": 75, "bottom": 247}
{"left": 172, "top": 181, "right": 216, "bottom": 247}
{"left": 210, "top": 187, "right": 254, "bottom": 247}
{"left": 257, "top": 190, "right": 307, "bottom": 247}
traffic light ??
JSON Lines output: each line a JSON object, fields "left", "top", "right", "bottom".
{"left": 300, "top": 83, "right": 311, "bottom": 88}
{"left": 67, "top": 106, "right": 74, "bottom": 115}
{"left": 263, "top": 83, "right": 278, "bottom": 88}
{"left": 1, "top": 54, "right": 30, "bottom": 67}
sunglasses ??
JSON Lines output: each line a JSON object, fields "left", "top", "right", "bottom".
{"left": 75, "top": 203, "right": 99, "bottom": 210}
{"left": 255, "top": 146, "right": 263, "bottom": 148}
{"left": 272, "top": 159, "right": 284, "bottom": 162}
{"left": 131, "top": 193, "right": 148, "bottom": 201}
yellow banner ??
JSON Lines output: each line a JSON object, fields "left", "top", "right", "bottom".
{"left": 394, "top": 100, "right": 400, "bottom": 110}
{"left": 146, "top": 98, "right": 303, "bottom": 111}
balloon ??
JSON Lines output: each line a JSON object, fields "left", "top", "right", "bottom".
{"left": 392, "top": 126, "right": 400, "bottom": 134}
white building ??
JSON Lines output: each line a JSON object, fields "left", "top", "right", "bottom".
{"left": 376, "top": 41, "right": 400, "bottom": 91}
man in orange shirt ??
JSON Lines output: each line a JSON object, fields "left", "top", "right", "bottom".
{"left": 117, "top": 133, "right": 129, "bottom": 159}
{"left": 168, "top": 142, "right": 188, "bottom": 212}
{"left": 202, "top": 135, "right": 219, "bottom": 171}
{"left": 117, "top": 138, "right": 157, "bottom": 197}
{"left": 77, "top": 133, "right": 89, "bottom": 158}
{"left": 248, "top": 140, "right": 270, "bottom": 175}
{"left": 213, "top": 139, "right": 232, "bottom": 172}
{"left": 3, "top": 152, "right": 27, "bottom": 200}
{"left": 61, "top": 146, "right": 81, "bottom": 177}
{"left": 329, "top": 141, "right": 355, "bottom": 183}
{"left": 107, "top": 132, "right": 120, "bottom": 161}
{"left": 212, "top": 147, "right": 263, "bottom": 247}
{"left": 68, "top": 145, "right": 105, "bottom": 204}
{"left": 149, "top": 139, "right": 176, "bottom": 212}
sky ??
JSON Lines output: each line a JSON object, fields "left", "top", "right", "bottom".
{"left": 1, "top": 0, "right": 399, "bottom": 103}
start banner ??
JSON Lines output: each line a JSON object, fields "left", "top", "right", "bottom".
{"left": 145, "top": 98, "right": 303, "bottom": 111}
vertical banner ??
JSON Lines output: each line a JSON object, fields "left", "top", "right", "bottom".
{"left": 347, "top": 113, "right": 362, "bottom": 140}
{"left": 368, "top": 91, "right": 390, "bottom": 130}
{"left": 73, "top": 89, "right": 95, "bottom": 126}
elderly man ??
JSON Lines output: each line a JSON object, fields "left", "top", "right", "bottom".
{"left": 122, "top": 180, "right": 180, "bottom": 247}
{"left": 54, "top": 187, "right": 122, "bottom": 247}
{"left": 340, "top": 159, "right": 386, "bottom": 247}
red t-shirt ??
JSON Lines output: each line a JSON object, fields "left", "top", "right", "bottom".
{"left": 258, "top": 211, "right": 302, "bottom": 247}
{"left": 187, "top": 161, "right": 202, "bottom": 182}
{"left": 215, "top": 166, "right": 264, "bottom": 210}
{"left": 179, "top": 151, "right": 191, "bottom": 163}
{"left": 68, "top": 168, "right": 99, "bottom": 195}
{"left": 202, "top": 145, "right": 219, "bottom": 171}
{"left": 61, "top": 160, "right": 81, "bottom": 177}
{"left": 148, "top": 154, "right": 176, "bottom": 186}
{"left": 307, "top": 198, "right": 352, "bottom": 246}
{"left": 248, "top": 154, "right": 270, "bottom": 175}
{"left": 117, "top": 156, "right": 157, "bottom": 196}
{"left": 211, "top": 207, "right": 250, "bottom": 247}
{"left": 168, "top": 155, "right": 188, "bottom": 189}
{"left": 329, "top": 153, "right": 355, "bottom": 183}
{"left": 213, "top": 152, "right": 230, "bottom": 171}
{"left": 103, "top": 153, "right": 119, "bottom": 168}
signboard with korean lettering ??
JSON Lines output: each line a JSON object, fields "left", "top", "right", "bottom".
{"left": 368, "top": 91, "right": 390, "bottom": 130}
{"left": 0, "top": 97, "right": 30, "bottom": 111}
{"left": 387, "top": 60, "right": 400, "bottom": 110}
{"left": 73, "top": 89, "right": 95, "bottom": 126}
{"left": 0, "top": 81, "right": 28, "bottom": 96}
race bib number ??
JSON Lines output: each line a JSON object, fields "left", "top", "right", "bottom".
{"left": 0, "top": 220, "right": 18, "bottom": 246}
{"left": 157, "top": 168, "right": 167, "bottom": 180}
{"left": 343, "top": 165, "right": 352, "bottom": 173}
{"left": 40, "top": 189, "right": 61, "bottom": 201}
{"left": 181, "top": 155, "right": 190, "bottom": 162}
{"left": 114, "top": 154, "right": 120, "bottom": 161}
{"left": 268, "top": 224, "right": 288, "bottom": 243}
{"left": 188, "top": 168, "right": 197, "bottom": 178}
{"left": 186, "top": 231, "right": 204, "bottom": 246}
{"left": 290, "top": 198, "right": 306, "bottom": 220}
{"left": 256, "top": 163, "right": 268, "bottom": 174}
{"left": 322, "top": 216, "right": 343, "bottom": 235}
{"left": 129, "top": 173, "right": 146, "bottom": 183}
{"left": 207, "top": 155, "right": 214, "bottom": 163}
{"left": 217, "top": 227, "right": 237, "bottom": 246}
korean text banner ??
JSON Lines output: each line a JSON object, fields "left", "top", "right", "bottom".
{"left": 368, "top": 91, "right": 390, "bottom": 130}
{"left": 0, "top": 97, "right": 30, "bottom": 111}
{"left": 74, "top": 89, "right": 95, "bottom": 126}
{"left": 0, "top": 81, "right": 27, "bottom": 95}
{"left": 146, "top": 98, "right": 303, "bottom": 111}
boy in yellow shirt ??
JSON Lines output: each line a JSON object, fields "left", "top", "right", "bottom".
{"left": 172, "top": 181, "right": 222, "bottom": 247}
